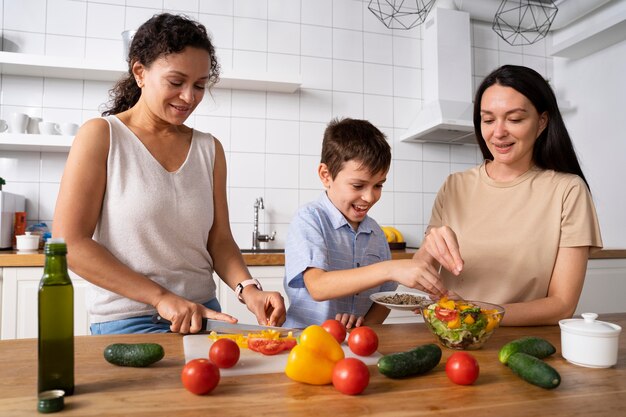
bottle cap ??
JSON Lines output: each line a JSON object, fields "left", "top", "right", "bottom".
{"left": 37, "top": 390, "right": 65, "bottom": 413}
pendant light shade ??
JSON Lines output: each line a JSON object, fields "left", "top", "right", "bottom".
{"left": 368, "top": 0, "right": 436, "bottom": 30}
{"left": 493, "top": 0, "right": 558, "bottom": 46}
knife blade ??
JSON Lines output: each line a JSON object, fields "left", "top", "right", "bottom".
{"left": 151, "top": 314, "right": 300, "bottom": 336}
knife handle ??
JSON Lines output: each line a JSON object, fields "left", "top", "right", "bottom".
{"left": 151, "top": 314, "right": 208, "bottom": 328}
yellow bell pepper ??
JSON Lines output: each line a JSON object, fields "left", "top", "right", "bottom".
{"left": 447, "top": 315, "right": 461, "bottom": 329}
{"left": 438, "top": 296, "right": 456, "bottom": 311}
{"left": 285, "top": 325, "right": 345, "bottom": 385}
{"left": 463, "top": 314, "right": 475, "bottom": 325}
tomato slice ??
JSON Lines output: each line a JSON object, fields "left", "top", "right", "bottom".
{"left": 434, "top": 306, "right": 459, "bottom": 322}
{"left": 248, "top": 338, "right": 290, "bottom": 355}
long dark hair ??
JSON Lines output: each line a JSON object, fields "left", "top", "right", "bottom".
{"left": 473, "top": 65, "right": 589, "bottom": 189}
{"left": 102, "top": 13, "right": 219, "bottom": 116}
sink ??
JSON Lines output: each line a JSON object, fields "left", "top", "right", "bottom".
{"left": 240, "top": 249, "right": 285, "bottom": 254}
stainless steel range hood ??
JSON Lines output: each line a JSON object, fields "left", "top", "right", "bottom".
{"left": 401, "top": 7, "right": 476, "bottom": 145}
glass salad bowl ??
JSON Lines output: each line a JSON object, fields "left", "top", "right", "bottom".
{"left": 422, "top": 298, "right": 505, "bottom": 350}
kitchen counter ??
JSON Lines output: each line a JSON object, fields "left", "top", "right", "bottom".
{"left": 1, "top": 248, "right": 625, "bottom": 267}
{"left": 1, "top": 314, "right": 624, "bottom": 416}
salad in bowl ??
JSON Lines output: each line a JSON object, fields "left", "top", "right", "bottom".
{"left": 422, "top": 297, "right": 505, "bottom": 350}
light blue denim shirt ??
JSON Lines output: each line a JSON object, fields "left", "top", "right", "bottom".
{"left": 283, "top": 192, "right": 397, "bottom": 328}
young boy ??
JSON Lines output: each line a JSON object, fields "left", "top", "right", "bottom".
{"left": 283, "top": 118, "right": 447, "bottom": 329}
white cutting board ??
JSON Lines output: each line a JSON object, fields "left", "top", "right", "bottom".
{"left": 183, "top": 334, "right": 382, "bottom": 376}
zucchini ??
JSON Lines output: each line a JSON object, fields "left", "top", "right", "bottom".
{"left": 507, "top": 352, "right": 561, "bottom": 389}
{"left": 499, "top": 336, "right": 556, "bottom": 364}
{"left": 377, "top": 343, "right": 442, "bottom": 378}
{"left": 104, "top": 343, "right": 164, "bottom": 367}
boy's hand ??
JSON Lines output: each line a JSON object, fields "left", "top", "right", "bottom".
{"left": 392, "top": 259, "right": 447, "bottom": 298}
{"left": 335, "top": 313, "right": 364, "bottom": 329}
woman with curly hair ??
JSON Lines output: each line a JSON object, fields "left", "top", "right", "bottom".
{"left": 53, "top": 13, "right": 286, "bottom": 334}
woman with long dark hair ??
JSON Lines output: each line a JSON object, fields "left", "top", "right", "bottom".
{"left": 53, "top": 13, "right": 286, "bottom": 334}
{"left": 413, "top": 65, "right": 602, "bottom": 325}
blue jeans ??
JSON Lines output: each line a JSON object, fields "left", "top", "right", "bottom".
{"left": 90, "top": 298, "right": 222, "bottom": 335}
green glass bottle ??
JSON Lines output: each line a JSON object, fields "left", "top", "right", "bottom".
{"left": 38, "top": 238, "right": 74, "bottom": 395}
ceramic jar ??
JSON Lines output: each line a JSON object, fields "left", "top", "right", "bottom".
{"left": 559, "top": 313, "right": 621, "bottom": 368}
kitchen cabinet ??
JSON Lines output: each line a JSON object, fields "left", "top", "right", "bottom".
{"left": 0, "top": 267, "right": 90, "bottom": 339}
{"left": 2, "top": 259, "right": 625, "bottom": 339}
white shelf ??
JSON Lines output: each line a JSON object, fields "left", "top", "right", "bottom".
{"left": 0, "top": 51, "right": 301, "bottom": 93}
{"left": 0, "top": 134, "right": 73, "bottom": 152}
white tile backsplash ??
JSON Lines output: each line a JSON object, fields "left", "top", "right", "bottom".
{"left": 234, "top": 0, "right": 267, "bottom": 19}
{"left": 364, "top": 63, "right": 392, "bottom": 96}
{"left": 233, "top": 17, "right": 267, "bottom": 52}
{"left": 200, "top": 14, "right": 234, "bottom": 49}
{"left": 265, "top": 153, "right": 299, "bottom": 188}
{"left": 266, "top": 119, "right": 299, "bottom": 154}
{"left": 0, "top": 3, "right": 549, "bottom": 248}
{"left": 333, "top": 0, "right": 363, "bottom": 31}
{"left": 301, "top": 24, "right": 332, "bottom": 58}
{"left": 46, "top": 0, "right": 87, "bottom": 37}
{"left": 363, "top": 32, "right": 393, "bottom": 64}
{"left": 300, "top": 56, "right": 332, "bottom": 90}
{"left": 268, "top": 21, "right": 300, "bottom": 55}
{"left": 86, "top": 3, "right": 125, "bottom": 39}
{"left": 332, "top": 91, "right": 363, "bottom": 119}
{"left": 333, "top": 28, "right": 363, "bottom": 61}
{"left": 332, "top": 60, "right": 363, "bottom": 93}
{"left": 4, "top": 0, "right": 47, "bottom": 33}
{"left": 268, "top": 0, "right": 300, "bottom": 23}
{"left": 230, "top": 117, "right": 265, "bottom": 153}
{"left": 301, "top": 0, "right": 332, "bottom": 27}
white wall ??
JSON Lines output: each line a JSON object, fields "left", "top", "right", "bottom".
{"left": 0, "top": 0, "right": 553, "bottom": 250}
{"left": 554, "top": 39, "right": 626, "bottom": 248}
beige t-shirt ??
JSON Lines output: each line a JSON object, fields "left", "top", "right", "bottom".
{"left": 428, "top": 162, "right": 603, "bottom": 305}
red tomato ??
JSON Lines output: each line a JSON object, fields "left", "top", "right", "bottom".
{"left": 435, "top": 306, "right": 458, "bottom": 322}
{"left": 332, "top": 358, "right": 370, "bottom": 395}
{"left": 181, "top": 358, "right": 220, "bottom": 395}
{"left": 445, "top": 352, "right": 480, "bottom": 385}
{"left": 209, "top": 338, "right": 240, "bottom": 369}
{"left": 322, "top": 319, "right": 347, "bottom": 343}
{"left": 347, "top": 326, "right": 379, "bottom": 356}
{"left": 247, "top": 338, "right": 296, "bottom": 355}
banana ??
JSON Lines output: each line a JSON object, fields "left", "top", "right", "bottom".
{"left": 382, "top": 226, "right": 396, "bottom": 243}
{"left": 389, "top": 227, "right": 405, "bottom": 243}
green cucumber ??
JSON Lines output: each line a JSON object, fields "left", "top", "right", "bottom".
{"left": 377, "top": 343, "right": 442, "bottom": 378}
{"left": 499, "top": 336, "right": 556, "bottom": 364}
{"left": 507, "top": 352, "right": 561, "bottom": 389}
{"left": 104, "top": 343, "right": 164, "bottom": 367}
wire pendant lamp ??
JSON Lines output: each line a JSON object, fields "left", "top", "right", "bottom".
{"left": 493, "top": 0, "right": 558, "bottom": 46}
{"left": 368, "top": 0, "right": 436, "bottom": 30}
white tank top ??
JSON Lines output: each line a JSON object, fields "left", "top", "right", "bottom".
{"left": 88, "top": 115, "right": 216, "bottom": 323}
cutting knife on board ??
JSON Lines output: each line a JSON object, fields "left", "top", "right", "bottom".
{"left": 151, "top": 314, "right": 300, "bottom": 337}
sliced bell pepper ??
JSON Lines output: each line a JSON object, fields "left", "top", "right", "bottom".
{"left": 285, "top": 325, "right": 345, "bottom": 385}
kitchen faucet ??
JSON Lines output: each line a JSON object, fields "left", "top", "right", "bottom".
{"left": 252, "top": 197, "right": 276, "bottom": 251}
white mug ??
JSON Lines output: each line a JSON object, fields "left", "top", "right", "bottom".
{"left": 9, "top": 113, "right": 29, "bottom": 133}
{"left": 0, "top": 119, "right": 8, "bottom": 133}
{"left": 27, "top": 117, "right": 43, "bottom": 134}
{"left": 58, "top": 122, "right": 79, "bottom": 136}
{"left": 38, "top": 121, "right": 61, "bottom": 135}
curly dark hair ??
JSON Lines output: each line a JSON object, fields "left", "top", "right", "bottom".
{"left": 473, "top": 65, "right": 589, "bottom": 189}
{"left": 102, "top": 13, "right": 220, "bottom": 116}
{"left": 321, "top": 118, "right": 391, "bottom": 179}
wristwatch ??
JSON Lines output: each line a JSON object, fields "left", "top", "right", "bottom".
{"left": 235, "top": 278, "right": 262, "bottom": 303}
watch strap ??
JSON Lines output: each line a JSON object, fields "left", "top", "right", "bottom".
{"left": 235, "top": 278, "right": 262, "bottom": 303}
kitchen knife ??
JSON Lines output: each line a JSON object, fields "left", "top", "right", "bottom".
{"left": 151, "top": 314, "right": 300, "bottom": 336}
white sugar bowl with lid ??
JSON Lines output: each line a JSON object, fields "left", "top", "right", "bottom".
{"left": 559, "top": 313, "right": 621, "bottom": 368}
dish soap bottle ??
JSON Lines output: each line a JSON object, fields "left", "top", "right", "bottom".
{"left": 38, "top": 238, "right": 74, "bottom": 395}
